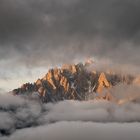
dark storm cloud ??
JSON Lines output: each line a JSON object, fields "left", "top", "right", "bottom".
{"left": 0, "top": 0, "right": 140, "bottom": 67}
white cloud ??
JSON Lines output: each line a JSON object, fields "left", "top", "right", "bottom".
{"left": 1, "top": 86, "right": 140, "bottom": 140}
{"left": 4, "top": 122, "right": 140, "bottom": 140}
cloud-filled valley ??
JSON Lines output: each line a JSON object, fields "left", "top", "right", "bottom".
{"left": 2, "top": 122, "right": 140, "bottom": 140}
{"left": 1, "top": 82, "right": 140, "bottom": 140}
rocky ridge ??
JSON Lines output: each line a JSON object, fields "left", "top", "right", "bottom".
{"left": 12, "top": 62, "right": 135, "bottom": 103}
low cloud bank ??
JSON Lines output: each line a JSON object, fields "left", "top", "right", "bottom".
{"left": 86, "top": 58, "right": 140, "bottom": 75}
{"left": 43, "top": 99, "right": 140, "bottom": 123}
{"left": 2, "top": 122, "right": 140, "bottom": 140}
{"left": 1, "top": 84, "right": 140, "bottom": 139}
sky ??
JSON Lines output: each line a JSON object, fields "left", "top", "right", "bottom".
{"left": 1, "top": 0, "right": 140, "bottom": 91}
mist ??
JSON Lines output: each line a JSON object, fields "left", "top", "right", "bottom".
{"left": 1, "top": 82, "right": 140, "bottom": 140}
{"left": 2, "top": 122, "right": 140, "bottom": 140}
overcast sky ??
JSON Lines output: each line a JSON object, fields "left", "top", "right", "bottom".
{"left": 1, "top": 0, "right": 140, "bottom": 90}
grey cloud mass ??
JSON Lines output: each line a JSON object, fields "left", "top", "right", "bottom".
{"left": 0, "top": 0, "right": 140, "bottom": 65}
{"left": 1, "top": 0, "right": 140, "bottom": 90}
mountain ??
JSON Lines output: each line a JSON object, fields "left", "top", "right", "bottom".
{"left": 12, "top": 62, "right": 135, "bottom": 103}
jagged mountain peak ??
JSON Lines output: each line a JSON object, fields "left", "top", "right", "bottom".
{"left": 12, "top": 62, "right": 136, "bottom": 103}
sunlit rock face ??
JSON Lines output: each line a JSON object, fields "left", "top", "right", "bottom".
{"left": 12, "top": 62, "right": 136, "bottom": 103}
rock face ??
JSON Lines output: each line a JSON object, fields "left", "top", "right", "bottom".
{"left": 12, "top": 63, "right": 135, "bottom": 103}
{"left": 96, "top": 72, "right": 110, "bottom": 93}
